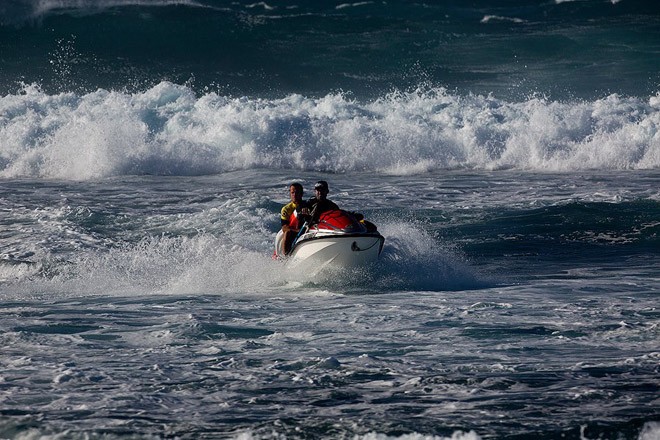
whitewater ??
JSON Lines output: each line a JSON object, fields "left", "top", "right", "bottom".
{"left": 1, "top": 167, "right": 658, "bottom": 439}
{"left": 1, "top": 83, "right": 659, "bottom": 180}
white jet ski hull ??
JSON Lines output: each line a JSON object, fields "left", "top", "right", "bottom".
{"left": 273, "top": 209, "right": 384, "bottom": 273}
{"left": 287, "top": 233, "right": 384, "bottom": 271}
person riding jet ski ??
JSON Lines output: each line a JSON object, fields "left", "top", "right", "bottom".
{"left": 306, "top": 180, "right": 378, "bottom": 232}
{"left": 280, "top": 182, "right": 310, "bottom": 255}
{"left": 307, "top": 180, "right": 339, "bottom": 223}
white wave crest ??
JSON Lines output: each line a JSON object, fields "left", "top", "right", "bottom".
{"left": 1, "top": 82, "right": 658, "bottom": 180}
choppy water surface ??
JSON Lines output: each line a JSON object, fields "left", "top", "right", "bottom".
{"left": 1, "top": 0, "right": 659, "bottom": 438}
{"left": 1, "top": 171, "right": 658, "bottom": 439}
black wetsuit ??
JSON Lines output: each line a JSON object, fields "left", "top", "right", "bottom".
{"left": 307, "top": 197, "right": 340, "bottom": 223}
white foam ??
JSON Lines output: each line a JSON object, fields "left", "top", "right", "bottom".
{"left": 638, "top": 422, "right": 660, "bottom": 440}
{"left": 32, "top": 0, "right": 209, "bottom": 16}
{"left": 480, "top": 15, "right": 525, "bottom": 24}
{"left": 351, "top": 433, "right": 482, "bottom": 440}
{"left": 1, "top": 83, "right": 658, "bottom": 180}
{"left": 0, "top": 213, "right": 488, "bottom": 298}
{"left": 232, "top": 430, "right": 482, "bottom": 440}
{"left": 336, "top": 2, "right": 374, "bottom": 10}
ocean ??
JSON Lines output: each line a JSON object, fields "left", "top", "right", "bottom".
{"left": 1, "top": 1, "right": 659, "bottom": 439}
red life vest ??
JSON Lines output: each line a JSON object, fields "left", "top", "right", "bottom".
{"left": 288, "top": 209, "right": 300, "bottom": 229}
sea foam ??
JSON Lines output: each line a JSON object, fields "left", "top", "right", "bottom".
{"left": 1, "top": 82, "right": 658, "bottom": 180}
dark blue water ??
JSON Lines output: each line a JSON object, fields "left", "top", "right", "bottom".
{"left": 1, "top": 0, "right": 659, "bottom": 99}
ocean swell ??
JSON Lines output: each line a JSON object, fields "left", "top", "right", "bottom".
{"left": 1, "top": 82, "right": 658, "bottom": 180}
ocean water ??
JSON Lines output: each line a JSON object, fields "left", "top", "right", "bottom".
{"left": 1, "top": 1, "right": 659, "bottom": 439}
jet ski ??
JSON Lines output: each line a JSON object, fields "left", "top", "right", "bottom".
{"left": 274, "top": 209, "right": 384, "bottom": 271}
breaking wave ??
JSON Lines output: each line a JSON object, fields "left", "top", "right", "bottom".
{"left": 1, "top": 82, "right": 658, "bottom": 180}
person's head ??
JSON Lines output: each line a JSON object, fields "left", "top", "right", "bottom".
{"left": 289, "top": 182, "right": 303, "bottom": 203}
{"left": 314, "top": 180, "right": 329, "bottom": 200}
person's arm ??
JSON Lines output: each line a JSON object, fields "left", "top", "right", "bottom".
{"left": 281, "top": 204, "right": 292, "bottom": 231}
{"left": 350, "top": 211, "right": 364, "bottom": 221}
{"left": 308, "top": 199, "right": 321, "bottom": 224}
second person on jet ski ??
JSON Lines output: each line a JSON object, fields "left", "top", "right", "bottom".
{"left": 306, "top": 180, "right": 378, "bottom": 232}
{"left": 307, "top": 180, "right": 339, "bottom": 223}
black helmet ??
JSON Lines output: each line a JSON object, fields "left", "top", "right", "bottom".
{"left": 314, "top": 180, "right": 329, "bottom": 192}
